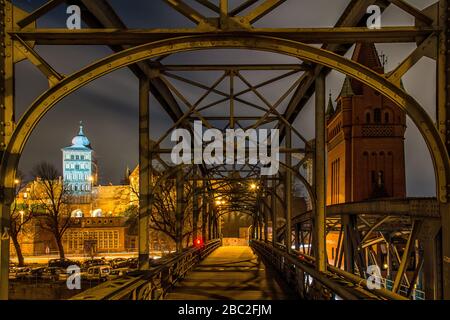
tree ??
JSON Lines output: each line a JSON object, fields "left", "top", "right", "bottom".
{"left": 124, "top": 204, "right": 139, "bottom": 236}
{"left": 126, "top": 166, "right": 196, "bottom": 252}
{"left": 9, "top": 172, "right": 36, "bottom": 266}
{"left": 30, "top": 162, "right": 73, "bottom": 259}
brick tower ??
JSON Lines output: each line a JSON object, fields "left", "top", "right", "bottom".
{"left": 326, "top": 43, "right": 407, "bottom": 205}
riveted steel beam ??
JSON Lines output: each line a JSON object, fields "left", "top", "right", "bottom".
{"left": 280, "top": 0, "right": 390, "bottom": 138}
{"left": 1, "top": 35, "right": 449, "bottom": 300}
{"left": 0, "top": 0, "right": 14, "bottom": 301}
{"left": 10, "top": 27, "right": 436, "bottom": 45}
{"left": 163, "top": 0, "right": 210, "bottom": 27}
{"left": 71, "top": 0, "right": 184, "bottom": 121}
{"left": 16, "top": 0, "right": 65, "bottom": 28}
{"left": 243, "top": 0, "right": 287, "bottom": 25}
{"left": 386, "top": 0, "right": 434, "bottom": 25}
{"left": 314, "top": 73, "right": 327, "bottom": 272}
{"left": 1, "top": 36, "right": 447, "bottom": 203}
{"left": 138, "top": 77, "right": 150, "bottom": 270}
{"left": 436, "top": 0, "right": 450, "bottom": 299}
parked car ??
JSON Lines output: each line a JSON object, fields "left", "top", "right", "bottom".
{"left": 127, "top": 258, "right": 138, "bottom": 269}
{"left": 23, "top": 267, "right": 46, "bottom": 280}
{"left": 9, "top": 267, "right": 17, "bottom": 280}
{"left": 48, "top": 258, "right": 80, "bottom": 269}
{"left": 110, "top": 258, "right": 128, "bottom": 269}
{"left": 82, "top": 258, "right": 110, "bottom": 270}
{"left": 41, "top": 267, "right": 68, "bottom": 282}
{"left": 107, "top": 268, "right": 127, "bottom": 280}
{"left": 14, "top": 267, "right": 33, "bottom": 280}
{"left": 86, "top": 265, "right": 111, "bottom": 282}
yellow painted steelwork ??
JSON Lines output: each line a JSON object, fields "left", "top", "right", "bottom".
{"left": 1, "top": 35, "right": 448, "bottom": 205}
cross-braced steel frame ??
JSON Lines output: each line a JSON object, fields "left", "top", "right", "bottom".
{"left": 1, "top": 0, "right": 450, "bottom": 300}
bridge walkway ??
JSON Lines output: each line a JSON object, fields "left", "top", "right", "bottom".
{"left": 165, "top": 246, "right": 297, "bottom": 300}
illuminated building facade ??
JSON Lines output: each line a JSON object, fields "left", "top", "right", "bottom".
{"left": 326, "top": 43, "right": 406, "bottom": 205}
{"left": 61, "top": 122, "right": 97, "bottom": 194}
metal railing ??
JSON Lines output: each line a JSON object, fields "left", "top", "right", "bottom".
{"left": 361, "top": 271, "right": 425, "bottom": 300}
{"left": 250, "top": 240, "right": 408, "bottom": 300}
{"left": 71, "top": 239, "right": 221, "bottom": 300}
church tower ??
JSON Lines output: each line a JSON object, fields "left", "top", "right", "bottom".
{"left": 326, "top": 43, "right": 406, "bottom": 205}
{"left": 62, "top": 122, "right": 97, "bottom": 193}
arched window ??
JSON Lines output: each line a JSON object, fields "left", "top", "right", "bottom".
{"left": 374, "top": 108, "right": 382, "bottom": 123}
{"left": 366, "top": 112, "right": 371, "bottom": 124}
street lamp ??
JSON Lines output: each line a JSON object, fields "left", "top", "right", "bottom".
{"left": 88, "top": 175, "right": 94, "bottom": 191}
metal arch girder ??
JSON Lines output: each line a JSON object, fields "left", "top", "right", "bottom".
{"left": 1, "top": 35, "right": 449, "bottom": 206}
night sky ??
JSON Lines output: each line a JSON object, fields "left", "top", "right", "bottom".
{"left": 13, "top": 0, "right": 438, "bottom": 197}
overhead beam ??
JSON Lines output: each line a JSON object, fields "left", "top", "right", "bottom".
{"left": 244, "top": 0, "right": 288, "bottom": 24}
{"left": 17, "top": 0, "right": 66, "bottom": 28}
{"left": 70, "top": 0, "right": 184, "bottom": 121}
{"left": 281, "top": 0, "right": 390, "bottom": 137}
{"left": 163, "top": 0, "right": 208, "bottom": 25}
{"left": 158, "top": 64, "right": 307, "bottom": 71}
{"left": 292, "top": 198, "right": 441, "bottom": 226}
{"left": 230, "top": 0, "right": 259, "bottom": 16}
{"left": 386, "top": 0, "right": 434, "bottom": 25}
{"left": 194, "top": 0, "right": 220, "bottom": 13}
{"left": 10, "top": 27, "right": 436, "bottom": 45}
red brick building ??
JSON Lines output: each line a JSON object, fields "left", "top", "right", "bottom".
{"left": 326, "top": 43, "right": 407, "bottom": 205}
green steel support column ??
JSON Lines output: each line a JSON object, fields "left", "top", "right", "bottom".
{"left": 285, "top": 127, "right": 292, "bottom": 252}
{"left": 438, "top": 0, "right": 450, "bottom": 299}
{"left": 176, "top": 168, "right": 184, "bottom": 252}
{"left": 218, "top": 215, "right": 222, "bottom": 240}
{"left": 0, "top": 0, "right": 14, "bottom": 301}
{"left": 315, "top": 72, "right": 327, "bottom": 272}
{"left": 192, "top": 167, "right": 199, "bottom": 243}
{"left": 264, "top": 200, "right": 269, "bottom": 242}
{"left": 259, "top": 206, "right": 263, "bottom": 240}
{"left": 138, "top": 76, "right": 150, "bottom": 270}
{"left": 418, "top": 221, "right": 441, "bottom": 299}
{"left": 271, "top": 186, "right": 277, "bottom": 246}
{"left": 202, "top": 184, "right": 207, "bottom": 242}
{"left": 208, "top": 201, "right": 212, "bottom": 240}
{"left": 219, "top": 0, "right": 228, "bottom": 29}
{"left": 212, "top": 215, "right": 217, "bottom": 239}
{"left": 295, "top": 223, "right": 300, "bottom": 251}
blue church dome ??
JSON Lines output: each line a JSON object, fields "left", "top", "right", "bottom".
{"left": 71, "top": 122, "right": 91, "bottom": 149}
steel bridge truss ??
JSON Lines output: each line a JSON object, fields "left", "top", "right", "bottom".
{"left": 0, "top": 0, "right": 450, "bottom": 300}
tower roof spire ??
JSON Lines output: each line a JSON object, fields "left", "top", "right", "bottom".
{"left": 339, "top": 76, "right": 355, "bottom": 98}
{"left": 79, "top": 121, "right": 84, "bottom": 135}
{"left": 326, "top": 93, "right": 335, "bottom": 118}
